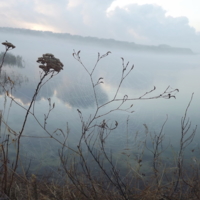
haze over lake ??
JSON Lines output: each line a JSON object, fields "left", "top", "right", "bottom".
{"left": 0, "top": 28, "right": 199, "bottom": 172}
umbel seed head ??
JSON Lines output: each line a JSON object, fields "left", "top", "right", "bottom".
{"left": 2, "top": 41, "right": 15, "bottom": 49}
{"left": 37, "top": 53, "right": 64, "bottom": 73}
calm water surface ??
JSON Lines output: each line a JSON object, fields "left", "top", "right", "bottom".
{"left": 0, "top": 34, "right": 199, "bottom": 173}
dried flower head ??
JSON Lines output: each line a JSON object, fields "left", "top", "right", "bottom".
{"left": 2, "top": 41, "right": 15, "bottom": 49}
{"left": 37, "top": 53, "right": 63, "bottom": 73}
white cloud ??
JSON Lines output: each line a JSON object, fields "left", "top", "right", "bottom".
{"left": 66, "top": 0, "right": 83, "bottom": 9}
{"left": 33, "top": 0, "right": 61, "bottom": 16}
{"left": 108, "top": 0, "right": 200, "bottom": 32}
{"left": 105, "top": 4, "right": 197, "bottom": 45}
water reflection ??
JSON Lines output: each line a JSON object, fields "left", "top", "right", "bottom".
{"left": 0, "top": 34, "right": 199, "bottom": 175}
{"left": 0, "top": 52, "right": 24, "bottom": 68}
{"left": 0, "top": 67, "right": 28, "bottom": 96}
{"left": 56, "top": 78, "right": 108, "bottom": 108}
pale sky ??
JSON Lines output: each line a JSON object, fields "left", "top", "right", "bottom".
{"left": 0, "top": 0, "right": 200, "bottom": 51}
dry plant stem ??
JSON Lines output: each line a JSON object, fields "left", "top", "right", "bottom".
{"left": 59, "top": 150, "right": 89, "bottom": 199}
{"left": 70, "top": 133, "right": 117, "bottom": 197}
{"left": 93, "top": 86, "right": 177, "bottom": 120}
{"left": 59, "top": 136, "right": 86, "bottom": 196}
{"left": 32, "top": 71, "right": 56, "bottom": 115}
{"left": 70, "top": 50, "right": 180, "bottom": 199}
{"left": 146, "top": 116, "right": 168, "bottom": 186}
{"left": 1, "top": 142, "right": 7, "bottom": 194}
{"left": 73, "top": 50, "right": 101, "bottom": 108}
{"left": 73, "top": 50, "right": 178, "bottom": 133}
{"left": 0, "top": 135, "right": 10, "bottom": 195}
{"left": 8, "top": 71, "right": 49, "bottom": 195}
{"left": 173, "top": 93, "right": 197, "bottom": 194}
{"left": 77, "top": 146, "right": 98, "bottom": 199}
{"left": 113, "top": 58, "right": 134, "bottom": 100}
{"left": 100, "top": 140, "right": 130, "bottom": 199}
{"left": 0, "top": 80, "right": 79, "bottom": 154}
{"left": 81, "top": 131, "right": 129, "bottom": 200}
{"left": 0, "top": 47, "right": 9, "bottom": 75}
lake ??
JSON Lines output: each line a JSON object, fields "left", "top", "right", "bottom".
{"left": 0, "top": 32, "right": 199, "bottom": 175}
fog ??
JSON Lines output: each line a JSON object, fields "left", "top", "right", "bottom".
{"left": 0, "top": 28, "right": 199, "bottom": 168}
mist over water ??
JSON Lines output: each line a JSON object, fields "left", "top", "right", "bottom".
{"left": 0, "top": 30, "right": 199, "bottom": 172}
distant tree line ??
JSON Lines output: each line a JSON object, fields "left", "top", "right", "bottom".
{"left": 0, "top": 27, "right": 194, "bottom": 55}
{"left": 0, "top": 52, "right": 24, "bottom": 68}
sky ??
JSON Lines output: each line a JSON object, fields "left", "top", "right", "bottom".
{"left": 0, "top": 0, "right": 200, "bottom": 52}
